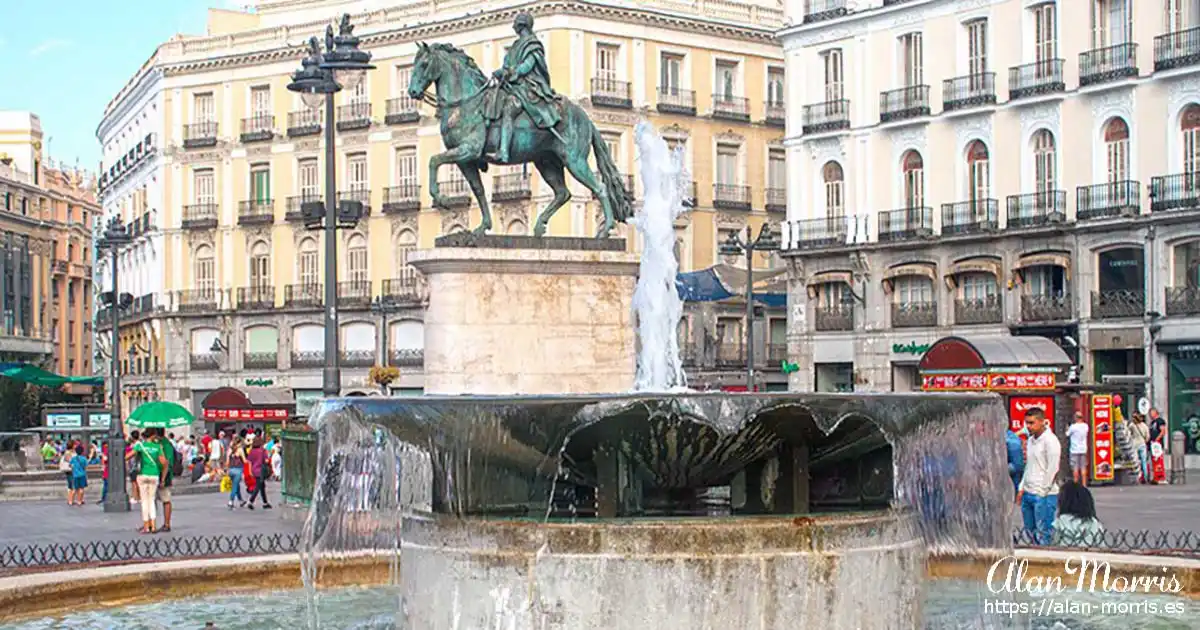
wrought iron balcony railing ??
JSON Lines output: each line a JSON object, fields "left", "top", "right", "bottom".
{"left": 657, "top": 87, "right": 697, "bottom": 116}
{"left": 892, "top": 301, "right": 937, "bottom": 328}
{"left": 712, "top": 94, "right": 750, "bottom": 122}
{"left": 237, "top": 285, "right": 274, "bottom": 310}
{"left": 183, "top": 122, "right": 218, "bottom": 149}
{"left": 437, "top": 178, "right": 472, "bottom": 207}
{"left": 190, "top": 352, "right": 220, "bottom": 371}
{"left": 941, "top": 199, "right": 999, "bottom": 236}
{"left": 284, "top": 283, "right": 322, "bottom": 308}
{"left": 286, "top": 109, "right": 321, "bottom": 137}
{"left": 1022, "top": 293, "right": 1073, "bottom": 322}
{"left": 715, "top": 341, "right": 747, "bottom": 367}
{"left": 243, "top": 352, "right": 278, "bottom": 370}
{"left": 954, "top": 296, "right": 1003, "bottom": 325}
{"left": 286, "top": 193, "right": 322, "bottom": 222}
{"left": 339, "top": 349, "right": 375, "bottom": 368}
{"left": 385, "top": 96, "right": 421, "bottom": 124}
{"left": 1080, "top": 43, "right": 1138, "bottom": 87}
{"left": 1006, "top": 191, "right": 1067, "bottom": 228}
{"left": 493, "top": 173, "right": 532, "bottom": 202}
{"left": 335, "top": 102, "right": 371, "bottom": 131}
{"left": 802, "top": 99, "right": 850, "bottom": 134}
{"left": 765, "top": 187, "right": 786, "bottom": 213}
{"left": 765, "top": 101, "right": 785, "bottom": 127}
{"left": 1150, "top": 173, "right": 1200, "bottom": 212}
{"left": 182, "top": 203, "right": 218, "bottom": 229}
{"left": 879, "top": 85, "right": 930, "bottom": 123}
{"left": 784, "top": 216, "right": 854, "bottom": 249}
{"left": 389, "top": 348, "right": 424, "bottom": 367}
{"left": 878, "top": 206, "right": 934, "bottom": 243}
{"left": 338, "top": 187, "right": 371, "bottom": 214}
{"left": 239, "top": 115, "right": 274, "bottom": 143}
{"left": 943, "top": 73, "right": 996, "bottom": 111}
{"left": 383, "top": 271, "right": 422, "bottom": 304}
{"left": 803, "top": 0, "right": 847, "bottom": 24}
{"left": 815, "top": 305, "right": 854, "bottom": 332}
{"left": 337, "top": 280, "right": 372, "bottom": 307}
{"left": 1156, "top": 27, "right": 1200, "bottom": 71}
{"left": 713, "top": 184, "right": 752, "bottom": 211}
{"left": 238, "top": 199, "right": 275, "bottom": 225}
{"left": 1077, "top": 181, "right": 1140, "bottom": 220}
{"left": 290, "top": 351, "right": 324, "bottom": 369}
{"left": 176, "top": 289, "right": 217, "bottom": 313}
{"left": 383, "top": 184, "right": 420, "bottom": 213}
{"left": 592, "top": 78, "right": 632, "bottom": 109}
{"left": 1166, "top": 287, "right": 1200, "bottom": 316}
{"left": 1008, "top": 60, "right": 1066, "bottom": 100}
{"left": 1091, "top": 289, "right": 1145, "bottom": 319}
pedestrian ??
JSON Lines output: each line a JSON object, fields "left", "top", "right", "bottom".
{"left": 209, "top": 431, "right": 226, "bottom": 478}
{"left": 270, "top": 443, "right": 282, "bottom": 482}
{"left": 128, "top": 427, "right": 167, "bottom": 534}
{"left": 58, "top": 445, "right": 75, "bottom": 505}
{"left": 225, "top": 436, "right": 247, "bottom": 509}
{"left": 67, "top": 444, "right": 88, "bottom": 506}
{"left": 98, "top": 442, "right": 110, "bottom": 504}
{"left": 40, "top": 439, "right": 56, "bottom": 465}
{"left": 1148, "top": 408, "right": 1167, "bottom": 484}
{"left": 1016, "top": 407, "right": 1061, "bottom": 546}
{"left": 245, "top": 437, "right": 272, "bottom": 510}
{"left": 1129, "top": 413, "right": 1150, "bottom": 482}
{"left": 1005, "top": 427, "right": 1024, "bottom": 496}
{"left": 1052, "top": 480, "right": 1104, "bottom": 547}
{"left": 127, "top": 430, "right": 142, "bottom": 504}
{"left": 157, "top": 430, "right": 178, "bottom": 532}
{"left": 1066, "top": 411, "right": 1090, "bottom": 486}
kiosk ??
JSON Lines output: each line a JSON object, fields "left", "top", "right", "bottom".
{"left": 200, "top": 387, "right": 295, "bottom": 438}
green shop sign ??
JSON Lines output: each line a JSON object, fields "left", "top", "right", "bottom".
{"left": 245, "top": 378, "right": 274, "bottom": 387}
{"left": 892, "top": 342, "right": 932, "bottom": 355}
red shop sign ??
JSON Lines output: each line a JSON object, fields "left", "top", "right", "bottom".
{"left": 921, "top": 373, "right": 989, "bottom": 391}
{"left": 1008, "top": 396, "right": 1056, "bottom": 434}
{"left": 988, "top": 372, "right": 1056, "bottom": 391}
{"left": 1091, "top": 394, "right": 1115, "bottom": 482}
{"left": 202, "top": 408, "right": 289, "bottom": 420}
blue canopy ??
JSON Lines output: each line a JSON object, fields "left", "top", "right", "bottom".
{"left": 675, "top": 264, "right": 787, "bottom": 307}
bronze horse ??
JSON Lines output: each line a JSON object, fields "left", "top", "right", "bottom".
{"left": 407, "top": 43, "right": 632, "bottom": 238}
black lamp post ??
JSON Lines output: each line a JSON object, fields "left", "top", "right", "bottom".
{"left": 99, "top": 216, "right": 132, "bottom": 513}
{"left": 719, "top": 223, "right": 780, "bottom": 392}
{"left": 369, "top": 295, "right": 400, "bottom": 393}
{"left": 287, "top": 15, "right": 375, "bottom": 398}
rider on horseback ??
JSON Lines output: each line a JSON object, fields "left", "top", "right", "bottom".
{"left": 485, "top": 12, "right": 561, "bottom": 163}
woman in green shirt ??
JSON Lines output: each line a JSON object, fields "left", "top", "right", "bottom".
{"left": 127, "top": 427, "right": 167, "bottom": 534}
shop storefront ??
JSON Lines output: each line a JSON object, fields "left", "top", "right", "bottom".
{"left": 200, "top": 387, "right": 295, "bottom": 437}
{"left": 890, "top": 341, "right": 932, "bottom": 392}
{"left": 1158, "top": 341, "right": 1200, "bottom": 455}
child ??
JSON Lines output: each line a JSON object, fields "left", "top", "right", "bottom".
{"left": 68, "top": 444, "right": 89, "bottom": 506}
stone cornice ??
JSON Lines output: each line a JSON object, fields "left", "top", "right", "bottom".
{"left": 98, "top": 67, "right": 164, "bottom": 142}
{"left": 408, "top": 246, "right": 639, "bottom": 277}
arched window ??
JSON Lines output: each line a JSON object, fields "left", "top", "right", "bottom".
{"left": 902, "top": 150, "right": 924, "bottom": 208}
{"left": 960, "top": 272, "right": 998, "bottom": 302}
{"left": 822, "top": 161, "right": 844, "bottom": 220}
{"left": 966, "top": 140, "right": 989, "bottom": 205}
{"left": 506, "top": 219, "right": 527, "bottom": 235}
{"left": 1182, "top": 104, "right": 1200, "bottom": 178}
{"left": 1104, "top": 117, "right": 1130, "bottom": 182}
{"left": 249, "top": 241, "right": 270, "bottom": 288}
{"left": 193, "top": 245, "right": 215, "bottom": 295}
{"left": 395, "top": 230, "right": 417, "bottom": 277}
{"left": 298, "top": 238, "right": 318, "bottom": 286}
{"left": 1033, "top": 130, "right": 1056, "bottom": 194}
{"left": 346, "top": 234, "right": 367, "bottom": 283}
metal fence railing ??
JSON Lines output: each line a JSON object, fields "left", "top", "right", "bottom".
{"left": 0, "top": 533, "right": 302, "bottom": 570}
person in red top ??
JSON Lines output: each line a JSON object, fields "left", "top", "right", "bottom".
{"left": 98, "top": 442, "right": 110, "bottom": 505}
{"left": 245, "top": 437, "right": 272, "bottom": 510}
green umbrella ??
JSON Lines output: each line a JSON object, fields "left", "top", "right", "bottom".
{"left": 125, "top": 401, "right": 195, "bottom": 429}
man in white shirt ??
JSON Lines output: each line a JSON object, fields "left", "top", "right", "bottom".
{"left": 1065, "top": 411, "right": 1090, "bottom": 486}
{"left": 1016, "top": 407, "right": 1061, "bottom": 545}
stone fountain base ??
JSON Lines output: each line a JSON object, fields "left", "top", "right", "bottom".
{"left": 400, "top": 510, "right": 926, "bottom": 629}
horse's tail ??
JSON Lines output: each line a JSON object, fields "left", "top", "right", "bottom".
{"left": 589, "top": 125, "right": 634, "bottom": 223}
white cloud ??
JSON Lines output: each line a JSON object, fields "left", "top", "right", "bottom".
{"left": 28, "top": 38, "right": 72, "bottom": 58}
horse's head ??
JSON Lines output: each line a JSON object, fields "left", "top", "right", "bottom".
{"left": 408, "top": 42, "right": 438, "bottom": 99}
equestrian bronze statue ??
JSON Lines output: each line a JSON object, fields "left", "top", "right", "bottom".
{"left": 407, "top": 12, "right": 633, "bottom": 238}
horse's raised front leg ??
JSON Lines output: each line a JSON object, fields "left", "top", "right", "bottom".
{"left": 457, "top": 162, "right": 492, "bottom": 235}
{"left": 427, "top": 147, "right": 474, "bottom": 209}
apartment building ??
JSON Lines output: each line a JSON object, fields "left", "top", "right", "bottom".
{"left": 96, "top": 0, "right": 785, "bottom": 418}
{"left": 778, "top": 0, "right": 1200, "bottom": 454}
{"left": 0, "top": 112, "right": 96, "bottom": 390}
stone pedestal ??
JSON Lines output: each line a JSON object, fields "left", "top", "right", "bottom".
{"left": 408, "top": 243, "right": 638, "bottom": 395}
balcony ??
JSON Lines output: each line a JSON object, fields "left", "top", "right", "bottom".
{"left": 1156, "top": 27, "right": 1200, "bottom": 71}
{"left": 181, "top": 203, "right": 218, "bottom": 229}
{"left": 765, "top": 101, "right": 786, "bottom": 127}
{"left": 941, "top": 199, "right": 998, "bottom": 236}
{"left": 239, "top": 115, "right": 274, "bottom": 143}
{"left": 243, "top": 352, "right": 278, "bottom": 370}
{"left": 1150, "top": 173, "right": 1200, "bottom": 212}
{"left": 892, "top": 301, "right": 937, "bottom": 328}
{"left": 942, "top": 73, "right": 996, "bottom": 111}
{"left": 338, "top": 187, "right": 371, "bottom": 215}
{"left": 190, "top": 353, "right": 220, "bottom": 371}
{"left": 493, "top": 172, "right": 532, "bottom": 202}
{"left": 285, "top": 283, "right": 322, "bottom": 308}
{"left": 338, "top": 280, "right": 372, "bottom": 307}
{"left": 1021, "top": 293, "right": 1073, "bottom": 322}
{"left": 803, "top": 0, "right": 847, "bottom": 24}
{"left": 385, "top": 96, "right": 421, "bottom": 124}
{"left": 955, "top": 296, "right": 1003, "bottom": 325}
{"left": 1006, "top": 191, "right": 1067, "bottom": 228}
{"left": 802, "top": 99, "right": 849, "bottom": 134}
{"left": 715, "top": 342, "right": 747, "bottom": 367}
{"left": 286, "top": 193, "right": 322, "bottom": 222}
{"left": 335, "top": 102, "right": 371, "bottom": 131}
{"left": 1008, "top": 60, "right": 1066, "bottom": 100}
{"left": 657, "top": 87, "right": 696, "bottom": 116}
{"left": 878, "top": 207, "right": 934, "bottom": 243}
{"left": 1091, "top": 289, "right": 1145, "bottom": 319}
{"left": 183, "top": 122, "right": 218, "bottom": 149}
{"left": 712, "top": 94, "right": 750, "bottom": 122}
{"left": 339, "top": 349, "right": 375, "bottom": 368}
{"left": 1076, "top": 181, "right": 1141, "bottom": 220}
{"left": 1166, "top": 287, "right": 1200, "bottom": 316}
{"left": 767, "top": 343, "right": 788, "bottom": 364}
{"left": 383, "top": 184, "right": 420, "bottom": 213}
{"left": 237, "top": 285, "right": 274, "bottom": 310}
{"left": 291, "top": 351, "right": 324, "bottom": 369}
{"left": 879, "top": 85, "right": 930, "bottom": 123}
{"left": 815, "top": 305, "right": 853, "bottom": 332}
{"left": 287, "top": 109, "right": 321, "bottom": 137}
{"left": 437, "top": 179, "right": 472, "bottom": 208}
{"left": 591, "top": 78, "right": 632, "bottom": 109}
{"left": 238, "top": 199, "right": 275, "bottom": 225}
{"left": 389, "top": 348, "right": 424, "bottom": 367}
{"left": 785, "top": 217, "right": 850, "bottom": 249}
{"left": 1080, "top": 43, "right": 1138, "bottom": 87}
{"left": 52, "top": 259, "right": 68, "bottom": 275}
{"left": 713, "top": 184, "right": 752, "bottom": 211}
{"left": 176, "top": 289, "right": 217, "bottom": 313}
{"left": 383, "top": 272, "right": 422, "bottom": 303}
{"left": 765, "top": 188, "right": 786, "bottom": 213}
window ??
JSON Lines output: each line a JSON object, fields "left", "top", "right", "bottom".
{"left": 822, "top": 49, "right": 843, "bottom": 100}
{"left": 1033, "top": 3, "right": 1057, "bottom": 64}
{"left": 960, "top": 273, "right": 998, "bottom": 300}
{"left": 250, "top": 164, "right": 270, "bottom": 203}
{"left": 661, "top": 53, "right": 683, "bottom": 93}
{"left": 347, "top": 153, "right": 368, "bottom": 191}
{"left": 596, "top": 44, "right": 620, "bottom": 82}
{"left": 1174, "top": 242, "right": 1200, "bottom": 287}
{"left": 716, "top": 60, "right": 738, "bottom": 100}
{"left": 396, "top": 147, "right": 418, "bottom": 186}
{"left": 893, "top": 276, "right": 932, "bottom": 304}
{"left": 716, "top": 144, "right": 739, "bottom": 186}
{"left": 347, "top": 234, "right": 368, "bottom": 283}
{"left": 395, "top": 65, "right": 412, "bottom": 95}
{"left": 193, "top": 93, "right": 215, "bottom": 123}
{"left": 1033, "top": 130, "right": 1057, "bottom": 193}
{"left": 768, "top": 149, "right": 786, "bottom": 191}
{"left": 823, "top": 161, "right": 845, "bottom": 220}
{"left": 1104, "top": 117, "right": 1130, "bottom": 182}
{"left": 1092, "top": 0, "right": 1131, "bottom": 47}
{"left": 194, "top": 245, "right": 215, "bottom": 293}
{"left": 966, "top": 19, "right": 988, "bottom": 76}
{"left": 250, "top": 241, "right": 270, "bottom": 288}
{"left": 818, "top": 282, "right": 849, "bottom": 308}
{"left": 601, "top": 133, "right": 621, "bottom": 168}
{"left": 1182, "top": 106, "right": 1200, "bottom": 181}
{"left": 298, "top": 159, "right": 318, "bottom": 196}
{"left": 349, "top": 79, "right": 368, "bottom": 104}
{"left": 396, "top": 230, "right": 417, "bottom": 274}
{"left": 193, "top": 169, "right": 215, "bottom": 204}
{"left": 767, "top": 67, "right": 785, "bottom": 107}
{"left": 900, "top": 33, "right": 923, "bottom": 87}
{"left": 902, "top": 150, "right": 924, "bottom": 208}
{"left": 250, "top": 86, "right": 271, "bottom": 117}
{"left": 1025, "top": 265, "right": 1068, "bottom": 297}
{"left": 966, "top": 140, "right": 990, "bottom": 204}
{"left": 298, "top": 238, "right": 318, "bottom": 285}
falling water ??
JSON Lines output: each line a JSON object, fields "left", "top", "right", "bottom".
{"left": 630, "top": 121, "right": 689, "bottom": 391}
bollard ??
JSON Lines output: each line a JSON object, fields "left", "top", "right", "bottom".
{"left": 1170, "top": 430, "right": 1187, "bottom": 485}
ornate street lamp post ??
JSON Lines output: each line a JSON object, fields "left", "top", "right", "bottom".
{"left": 719, "top": 223, "right": 780, "bottom": 392}
{"left": 99, "top": 217, "right": 132, "bottom": 513}
{"left": 287, "top": 15, "right": 375, "bottom": 397}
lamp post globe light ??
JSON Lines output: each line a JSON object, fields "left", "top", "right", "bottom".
{"left": 99, "top": 216, "right": 133, "bottom": 513}
{"left": 719, "top": 223, "right": 780, "bottom": 393}
{"left": 287, "top": 14, "right": 374, "bottom": 397}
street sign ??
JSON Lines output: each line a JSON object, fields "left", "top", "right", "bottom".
{"left": 1091, "top": 395, "right": 1114, "bottom": 482}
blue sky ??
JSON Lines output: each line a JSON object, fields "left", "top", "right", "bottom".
{"left": 0, "top": 0, "right": 234, "bottom": 170}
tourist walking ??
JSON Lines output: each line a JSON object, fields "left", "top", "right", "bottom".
{"left": 1066, "top": 411, "right": 1090, "bottom": 486}
{"left": 158, "top": 430, "right": 178, "bottom": 532}
{"left": 225, "top": 436, "right": 247, "bottom": 509}
{"left": 128, "top": 427, "right": 167, "bottom": 534}
{"left": 58, "top": 445, "right": 75, "bottom": 505}
{"left": 208, "top": 431, "right": 225, "bottom": 478}
{"left": 98, "top": 442, "right": 110, "bottom": 504}
{"left": 68, "top": 444, "right": 88, "bottom": 506}
{"left": 127, "top": 430, "right": 141, "bottom": 504}
{"left": 1148, "top": 408, "right": 1168, "bottom": 484}
{"left": 1129, "top": 413, "right": 1151, "bottom": 482}
{"left": 1052, "top": 480, "right": 1104, "bottom": 547}
{"left": 245, "top": 437, "right": 272, "bottom": 510}
{"left": 1005, "top": 428, "right": 1024, "bottom": 496}
{"left": 1016, "top": 407, "right": 1061, "bottom": 545}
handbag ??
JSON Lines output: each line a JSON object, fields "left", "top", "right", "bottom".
{"left": 58, "top": 454, "right": 71, "bottom": 473}
{"left": 128, "top": 448, "right": 142, "bottom": 476}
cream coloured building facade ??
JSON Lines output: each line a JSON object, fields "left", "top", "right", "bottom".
{"left": 779, "top": 0, "right": 1200, "bottom": 456}
{"left": 96, "top": 0, "right": 786, "bottom": 418}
